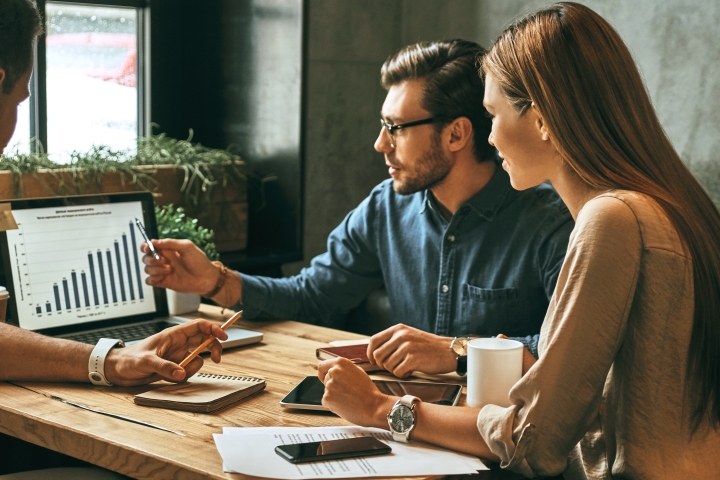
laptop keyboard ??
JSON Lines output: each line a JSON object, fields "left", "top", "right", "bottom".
{"left": 62, "top": 321, "right": 176, "bottom": 345}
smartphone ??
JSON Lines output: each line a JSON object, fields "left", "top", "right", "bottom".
{"left": 280, "top": 376, "right": 462, "bottom": 411}
{"left": 275, "top": 437, "right": 392, "bottom": 464}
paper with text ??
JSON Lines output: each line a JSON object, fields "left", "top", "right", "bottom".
{"left": 214, "top": 426, "right": 487, "bottom": 478}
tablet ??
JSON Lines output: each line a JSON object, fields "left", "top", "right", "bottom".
{"left": 280, "top": 376, "right": 462, "bottom": 411}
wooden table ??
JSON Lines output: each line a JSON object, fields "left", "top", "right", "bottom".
{"left": 0, "top": 305, "right": 533, "bottom": 480}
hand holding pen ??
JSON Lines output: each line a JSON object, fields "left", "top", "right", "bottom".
{"left": 140, "top": 238, "right": 228, "bottom": 298}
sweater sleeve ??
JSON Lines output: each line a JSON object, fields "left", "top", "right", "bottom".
{"left": 476, "top": 195, "right": 643, "bottom": 478}
{"left": 238, "top": 188, "right": 385, "bottom": 329}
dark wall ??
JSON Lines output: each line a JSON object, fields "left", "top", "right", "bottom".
{"left": 150, "top": 0, "right": 304, "bottom": 275}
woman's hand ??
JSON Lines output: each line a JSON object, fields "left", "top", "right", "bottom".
{"left": 318, "top": 358, "right": 397, "bottom": 428}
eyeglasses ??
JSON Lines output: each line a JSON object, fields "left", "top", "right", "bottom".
{"left": 379, "top": 117, "right": 441, "bottom": 146}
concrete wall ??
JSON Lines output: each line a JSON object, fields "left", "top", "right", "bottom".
{"left": 476, "top": 0, "right": 720, "bottom": 200}
{"left": 285, "top": 0, "right": 720, "bottom": 274}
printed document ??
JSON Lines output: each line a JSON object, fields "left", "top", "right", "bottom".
{"left": 214, "top": 426, "right": 487, "bottom": 478}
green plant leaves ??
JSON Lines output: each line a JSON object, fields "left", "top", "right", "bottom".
{"left": 0, "top": 129, "right": 246, "bottom": 216}
{"left": 155, "top": 204, "right": 220, "bottom": 261}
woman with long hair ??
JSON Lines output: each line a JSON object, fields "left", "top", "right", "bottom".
{"left": 317, "top": 3, "right": 720, "bottom": 478}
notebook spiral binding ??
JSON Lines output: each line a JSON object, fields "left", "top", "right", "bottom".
{"left": 197, "top": 373, "right": 264, "bottom": 382}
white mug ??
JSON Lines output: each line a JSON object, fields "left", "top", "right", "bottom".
{"left": 466, "top": 338, "right": 523, "bottom": 409}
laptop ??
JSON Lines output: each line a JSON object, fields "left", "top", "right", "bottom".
{"left": 0, "top": 192, "right": 262, "bottom": 348}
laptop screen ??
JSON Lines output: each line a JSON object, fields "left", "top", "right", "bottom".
{"left": 0, "top": 193, "right": 166, "bottom": 333}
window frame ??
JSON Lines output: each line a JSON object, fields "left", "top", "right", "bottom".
{"left": 30, "top": 0, "right": 149, "bottom": 154}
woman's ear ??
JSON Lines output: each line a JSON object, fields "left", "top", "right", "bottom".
{"left": 0, "top": 69, "right": 5, "bottom": 93}
{"left": 531, "top": 103, "right": 551, "bottom": 142}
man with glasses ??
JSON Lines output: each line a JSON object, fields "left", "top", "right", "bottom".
{"left": 143, "top": 40, "right": 573, "bottom": 378}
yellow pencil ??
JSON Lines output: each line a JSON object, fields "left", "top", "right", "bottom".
{"left": 179, "top": 311, "right": 243, "bottom": 368}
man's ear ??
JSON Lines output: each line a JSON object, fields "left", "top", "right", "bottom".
{"left": 531, "top": 103, "right": 551, "bottom": 142}
{"left": 0, "top": 69, "right": 5, "bottom": 93}
{"left": 446, "top": 116, "right": 473, "bottom": 153}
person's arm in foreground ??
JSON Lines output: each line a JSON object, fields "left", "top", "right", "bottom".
{"left": 0, "top": 320, "right": 227, "bottom": 385}
{"left": 318, "top": 357, "right": 500, "bottom": 462}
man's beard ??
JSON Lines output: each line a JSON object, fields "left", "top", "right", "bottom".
{"left": 393, "top": 134, "right": 452, "bottom": 195}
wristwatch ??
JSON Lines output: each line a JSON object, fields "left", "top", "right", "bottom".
{"left": 450, "top": 336, "right": 473, "bottom": 376}
{"left": 387, "top": 395, "right": 420, "bottom": 443}
{"left": 88, "top": 338, "right": 125, "bottom": 386}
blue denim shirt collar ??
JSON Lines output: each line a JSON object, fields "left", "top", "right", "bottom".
{"left": 420, "top": 165, "right": 515, "bottom": 221}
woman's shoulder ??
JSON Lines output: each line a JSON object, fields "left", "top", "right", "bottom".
{"left": 579, "top": 190, "right": 686, "bottom": 256}
{"left": 576, "top": 190, "right": 642, "bottom": 230}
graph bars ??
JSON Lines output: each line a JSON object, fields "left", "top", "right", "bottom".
{"left": 35, "top": 220, "right": 148, "bottom": 315}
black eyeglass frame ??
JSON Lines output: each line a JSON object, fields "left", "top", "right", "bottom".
{"left": 379, "top": 117, "right": 449, "bottom": 139}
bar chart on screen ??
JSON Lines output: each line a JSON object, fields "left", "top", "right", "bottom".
{"left": 5, "top": 201, "right": 156, "bottom": 330}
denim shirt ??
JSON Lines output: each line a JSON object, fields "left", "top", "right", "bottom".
{"left": 240, "top": 168, "right": 573, "bottom": 342}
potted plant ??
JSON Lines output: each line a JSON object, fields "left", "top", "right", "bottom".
{"left": 0, "top": 130, "right": 249, "bottom": 252}
{"left": 155, "top": 204, "right": 220, "bottom": 315}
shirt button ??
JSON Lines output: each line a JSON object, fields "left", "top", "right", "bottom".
{"left": 441, "top": 285, "right": 449, "bottom": 293}
{"left": 447, "top": 235, "right": 455, "bottom": 242}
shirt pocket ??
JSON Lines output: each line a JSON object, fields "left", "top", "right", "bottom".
{"left": 460, "top": 284, "right": 526, "bottom": 336}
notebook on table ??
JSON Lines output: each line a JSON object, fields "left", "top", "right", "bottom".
{"left": 134, "top": 373, "right": 266, "bottom": 413}
{"left": 0, "top": 192, "right": 262, "bottom": 348}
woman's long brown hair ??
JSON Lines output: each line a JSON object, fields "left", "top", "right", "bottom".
{"left": 482, "top": 2, "right": 720, "bottom": 431}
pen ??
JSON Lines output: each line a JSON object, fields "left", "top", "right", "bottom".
{"left": 179, "top": 311, "right": 243, "bottom": 368}
{"left": 134, "top": 217, "right": 161, "bottom": 261}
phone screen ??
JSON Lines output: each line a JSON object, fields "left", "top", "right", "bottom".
{"left": 282, "top": 376, "right": 326, "bottom": 406}
{"left": 280, "top": 376, "right": 462, "bottom": 409}
{"left": 275, "top": 437, "right": 392, "bottom": 463}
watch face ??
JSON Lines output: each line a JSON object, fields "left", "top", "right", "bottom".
{"left": 452, "top": 338, "right": 468, "bottom": 356}
{"left": 390, "top": 405, "right": 414, "bottom": 433}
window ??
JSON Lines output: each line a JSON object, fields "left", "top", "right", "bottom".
{"left": 7, "top": 96, "right": 31, "bottom": 154}
{"left": 7, "top": 0, "right": 146, "bottom": 162}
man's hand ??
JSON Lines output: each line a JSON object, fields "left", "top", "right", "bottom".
{"left": 366, "top": 324, "right": 456, "bottom": 377}
{"left": 318, "top": 358, "right": 396, "bottom": 428}
{"left": 104, "top": 320, "right": 228, "bottom": 386}
{"left": 497, "top": 334, "right": 537, "bottom": 375}
{"left": 141, "top": 239, "right": 220, "bottom": 295}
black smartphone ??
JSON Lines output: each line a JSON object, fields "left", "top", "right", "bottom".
{"left": 275, "top": 437, "right": 392, "bottom": 464}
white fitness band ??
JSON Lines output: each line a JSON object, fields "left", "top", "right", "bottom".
{"left": 88, "top": 338, "right": 125, "bottom": 386}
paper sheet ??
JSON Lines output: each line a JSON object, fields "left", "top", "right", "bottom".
{"left": 214, "top": 426, "right": 487, "bottom": 479}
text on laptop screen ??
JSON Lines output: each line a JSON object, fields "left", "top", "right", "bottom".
{"left": 6, "top": 201, "right": 157, "bottom": 330}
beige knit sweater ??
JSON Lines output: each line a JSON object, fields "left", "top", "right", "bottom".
{"left": 477, "top": 191, "right": 720, "bottom": 479}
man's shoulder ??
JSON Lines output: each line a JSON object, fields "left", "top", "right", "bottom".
{"left": 501, "top": 183, "right": 573, "bottom": 243}
{"left": 512, "top": 183, "right": 571, "bottom": 220}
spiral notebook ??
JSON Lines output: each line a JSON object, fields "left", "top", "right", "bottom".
{"left": 134, "top": 373, "right": 266, "bottom": 413}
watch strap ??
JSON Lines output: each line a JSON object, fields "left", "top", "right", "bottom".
{"left": 456, "top": 355, "right": 467, "bottom": 376}
{"left": 88, "top": 338, "right": 125, "bottom": 386}
{"left": 399, "top": 394, "right": 420, "bottom": 407}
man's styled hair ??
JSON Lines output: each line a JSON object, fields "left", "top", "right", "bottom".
{"left": 380, "top": 39, "right": 494, "bottom": 163}
{"left": 0, "top": 0, "right": 43, "bottom": 94}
